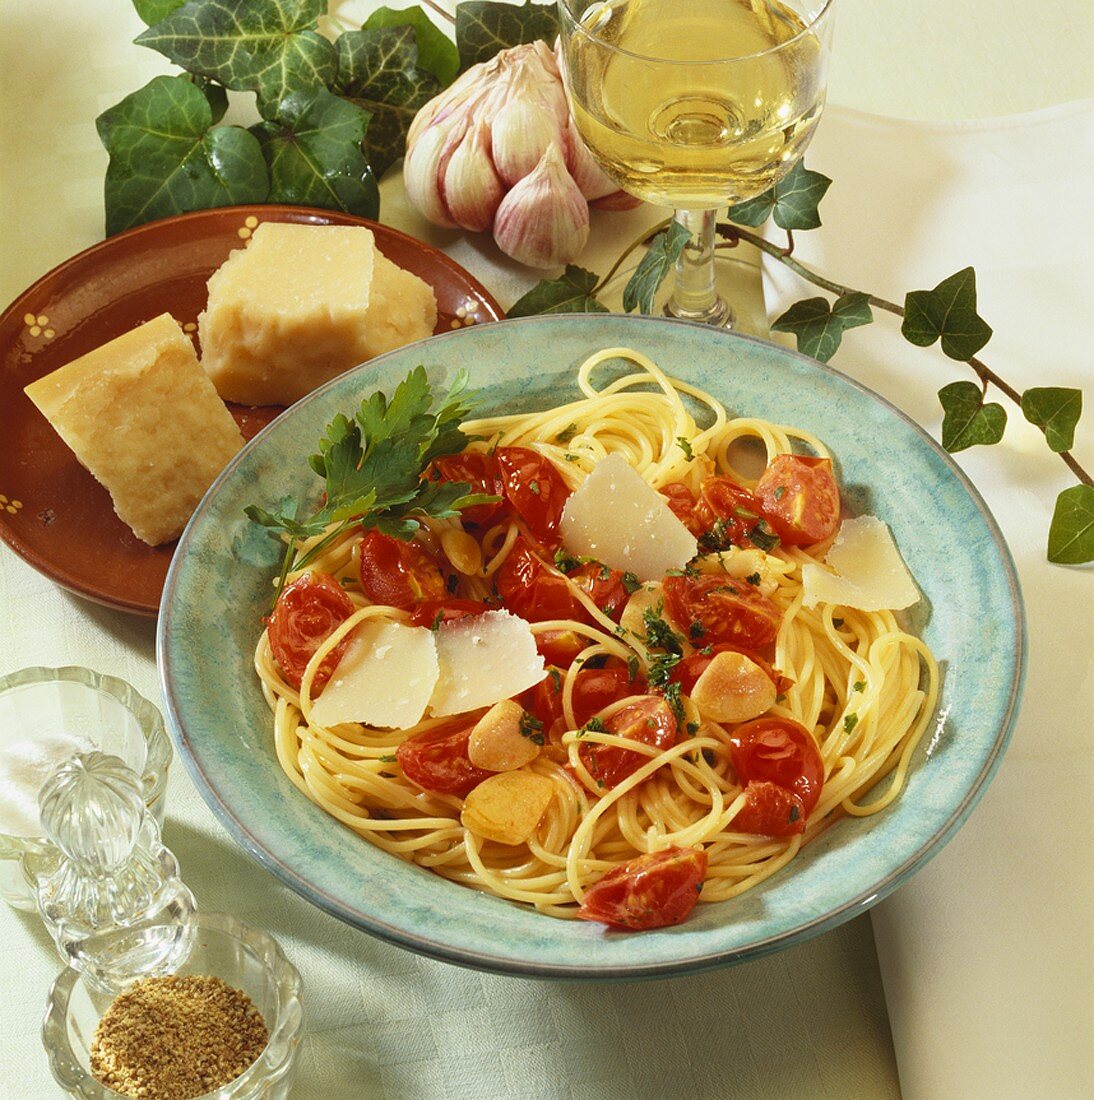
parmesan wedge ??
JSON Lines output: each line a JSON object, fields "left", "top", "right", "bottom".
{"left": 802, "top": 516, "right": 919, "bottom": 611}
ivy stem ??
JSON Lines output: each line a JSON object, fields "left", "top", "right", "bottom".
{"left": 594, "top": 217, "right": 673, "bottom": 294}
{"left": 422, "top": 0, "right": 457, "bottom": 23}
{"left": 717, "top": 223, "right": 1093, "bottom": 488}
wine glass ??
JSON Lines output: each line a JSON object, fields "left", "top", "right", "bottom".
{"left": 558, "top": 0, "right": 835, "bottom": 327}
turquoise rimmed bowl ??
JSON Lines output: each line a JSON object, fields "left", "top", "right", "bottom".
{"left": 157, "top": 315, "right": 1024, "bottom": 978}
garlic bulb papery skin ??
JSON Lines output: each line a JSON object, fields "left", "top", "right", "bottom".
{"left": 493, "top": 142, "right": 590, "bottom": 269}
{"left": 403, "top": 40, "right": 638, "bottom": 268}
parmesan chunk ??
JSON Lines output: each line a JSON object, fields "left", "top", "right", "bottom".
{"left": 802, "top": 516, "right": 919, "bottom": 611}
{"left": 198, "top": 223, "right": 438, "bottom": 406}
{"left": 559, "top": 454, "right": 698, "bottom": 581}
{"left": 23, "top": 313, "right": 244, "bottom": 546}
{"left": 308, "top": 620, "right": 439, "bottom": 730}
{"left": 429, "top": 611, "right": 545, "bottom": 717}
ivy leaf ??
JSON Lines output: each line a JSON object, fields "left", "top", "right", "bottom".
{"left": 455, "top": 0, "right": 560, "bottom": 71}
{"left": 135, "top": 0, "right": 338, "bottom": 106}
{"left": 902, "top": 267, "right": 993, "bottom": 361}
{"left": 771, "top": 292, "right": 873, "bottom": 362}
{"left": 1021, "top": 387, "right": 1082, "bottom": 453}
{"left": 133, "top": 0, "right": 186, "bottom": 25}
{"left": 622, "top": 222, "right": 691, "bottom": 314}
{"left": 726, "top": 161, "right": 832, "bottom": 230}
{"left": 363, "top": 5, "right": 460, "bottom": 85}
{"left": 334, "top": 26, "right": 442, "bottom": 178}
{"left": 1047, "top": 484, "right": 1094, "bottom": 564}
{"left": 251, "top": 88, "right": 379, "bottom": 217}
{"left": 508, "top": 266, "right": 608, "bottom": 317}
{"left": 937, "top": 381, "right": 1007, "bottom": 452}
{"left": 189, "top": 74, "right": 229, "bottom": 123}
{"left": 96, "top": 75, "right": 268, "bottom": 236}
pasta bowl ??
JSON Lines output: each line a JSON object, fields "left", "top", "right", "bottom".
{"left": 157, "top": 314, "right": 1024, "bottom": 978}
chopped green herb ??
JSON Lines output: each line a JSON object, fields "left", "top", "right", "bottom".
{"left": 430, "top": 609, "right": 444, "bottom": 631}
{"left": 519, "top": 711, "right": 545, "bottom": 745}
{"left": 621, "top": 571, "right": 641, "bottom": 594}
{"left": 529, "top": 480, "right": 540, "bottom": 495}
{"left": 626, "top": 655, "right": 641, "bottom": 681}
{"left": 662, "top": 680, "right": 685, "bottom": 725}
{"left": 378, "top": 754, "right": 397, "bottom": 763}
{"left": 733, "top": 505, "right": 759, "bottom": 520}
{"left": 748, "top": 521, "right": 781, "bottom": 551}
{"left": 564, "top": 453, "right": 579, "bottom": 462}
{"left": 578, "top": 716, "right": 606, "bottom": 738}
{"left": 745, "top": 571, "right": 762, "bottom": 586}
{"left": 686, "top": 721, "right": 700, "bottom": 737}
{"left": 549, "top": 668, "right": 562, "bottom": 691}
{"left": 556, "top": 423, "right": 579, "bottom": 443}
{"left": 775, "top": 692, "right": 787, "bottom": 703}
{"left": 852, "top": 680, "right": 866, "bottom": 692}
{"left": 699, "top": 645, "right": 713, "bottom": 656}
{"left": 676, "top": 436, "right": 694, "bottom": 461}
{"left": 843, "top": 713, "right": 859, "bottom": 733}
{"left": 701, "top": 748, "right": 717, "bottom": 767}
{"left": 689, "top": 619, "right": 705, "bottom": 639}
{"left": 698, "top": 518, "right": 732, "bottom": 553}
{"left": 774, "top": 485, "right": 787, "bottom": 500}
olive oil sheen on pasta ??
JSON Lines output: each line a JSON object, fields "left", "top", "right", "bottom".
{"left": 566, "top": 0, "right": 826, "bottom": 208}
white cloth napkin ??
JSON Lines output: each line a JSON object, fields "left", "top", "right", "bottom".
{"left": 761, "top": 102, "right": 1094, "bottom": 1099}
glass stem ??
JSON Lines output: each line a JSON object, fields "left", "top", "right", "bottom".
{"left": 665, "top": 207, "right": 732, "bottom": 327}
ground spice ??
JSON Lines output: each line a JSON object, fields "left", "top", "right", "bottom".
{"left": 89, "top": 974, "right": 269, "bottom": 1099}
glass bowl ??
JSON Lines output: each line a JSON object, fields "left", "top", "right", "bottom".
{"left": 0, "top": 666, "right": 172, "bottom": 909}
{"left": 42, "top": 911, "right": 305, "bottom": 1100}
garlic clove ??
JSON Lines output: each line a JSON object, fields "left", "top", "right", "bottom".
{"left": 442, "top": 118, "right": 505, "bottom": 233}
{"left": 493, "top": 142, "right": 590, "bottom": 269}
{"left": 404, "top": 110, "right": 468, "bottom": 229}
{"left": 489, "top": 65, "right": 570, "bottom": 188}
{"left": 564, "top": 118, "right": 620, "bottom": 201}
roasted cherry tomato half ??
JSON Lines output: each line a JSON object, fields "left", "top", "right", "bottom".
{"left": 426, "top": 451, "right": 506, "bottom": 529}
{"left": 669, "top": 643, "right": 792, "bottom": 696}
{"left": 569, "top": 562, "right": 629, "bottom": 621}
{"left": 267, "top": 572, "right": 355, "bottom": 693}
{"left": 495, "top": 538, "right": 584, "bottom": 623}
{"left": 663, "top": 573, "right": 782, "bottom": 649}
{"left": 495, "top": 447, "right": 571, "bottom": 548}
{"left": 729, "top": 716, "right": 824, "bottom": 818}
{"left": 754, "top": 454, "right": 841, "bottom": 547}
{"left": 578, "top": 695, "right": 678, "bottom": 792}
{"left": 527, "top": 666, "right": 641, "bottom": 733}
{"left": 693, "top": 476, "right": 766, "bottom": 549}
{"left": 535, "top": 629, "right": 588, "bottom": 668}
{"left": 358, "top": 530, "right": 447, "bottom": 610}
{"left": 732, "top": 781, "right": 807, "bottom": 837}
{"left": 577, "top": 847, "right": 708, "bottom": 930}
{"left": 396, "top": 720, "right": 493, "bottom": 798}
{"left": 407, "top": 598, "right": 490, "bottom": 628}
{"left": 659, "top": 482, "right": 705, "bottom": 537}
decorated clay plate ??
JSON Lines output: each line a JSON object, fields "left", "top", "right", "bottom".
{"left": 0, "top": 205, "right": 503, "bottom": 616}
{"left": 158, "top": 314, "right": 1025, "bottom": 978}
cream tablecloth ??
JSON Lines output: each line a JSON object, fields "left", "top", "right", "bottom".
{"left": 1, "top": 2, "right": 1091, "bottom": 1098}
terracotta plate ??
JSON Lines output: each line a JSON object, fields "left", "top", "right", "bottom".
{"left": 0, "top": 205, "right": 504, "bottom": 616}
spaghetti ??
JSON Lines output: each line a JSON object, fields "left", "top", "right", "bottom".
{"left": 253, "top": 347, "right": 938, "bottom": 928}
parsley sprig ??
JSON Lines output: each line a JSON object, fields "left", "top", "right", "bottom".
{"left": 246, "top": 366, "right": 497, "bottom": 601}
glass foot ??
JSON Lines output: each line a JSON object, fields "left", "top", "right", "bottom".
{"left": 664, "top": 294, "right": 734, "bottom": 328}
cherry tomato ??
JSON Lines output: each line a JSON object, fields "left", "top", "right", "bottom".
{"left": 495, "top": 447, "right": 571, "bottom": 548}
{"left": 569, "top": 563, "right": 629, "bottom": 621}
{"left": 396, "top": 720, "right": 493, "bottom": 798}
{"left": 659, "top": 482, "right": 705, "bottom": 536}
{"left": 694, "top": 476, "right": 766, "bottom": 548}
{"left": 577, "top": 847, "right": 708, "bottom": 930}
{"left": 358, "top": 530, "right": 447, "bottom": 610}
{"left": 267, "top": 572, "right": 355, "bottom": 692}
{"left": 754, "top": 454, "right": 841, "bottom": 547}
{"left": 407, "top": 598, "right": 489, "bottom": 628}
{"left": 732, "top": 781, "right": 806, "bottom": 837}
{"left": 495, "top": 538, "right": 584, "bottom": 623}
{"left": 527, "top": 666, "right": 641, "bottom": 732}
{"left": 535, "top": 629, "right": 588, "bottom": 668}
{"left": 729, "top": 716, "right": 824, "bottom": 817}
{"left": 663, "top": 574, "right": 782, "bottom": 649}
{"left": 426, "top": 451, "right": 506, "bottom": 528}
{"left": 578, "top": 695, "right": 678, "bottom": 792}
{"left": 670, "top": 643, "right": 792, "bottom": 696}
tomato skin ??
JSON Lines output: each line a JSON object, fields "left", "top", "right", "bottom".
{"left": 577, "top": 847, "right": 708, "bottom": 930}
{"left": 732, "top": 781, "right": 806, "bottom": 836}
{"left": 694, "top": 476, "right": 766, "bottom": 548}
{"left": 267, "top": 572, "right": 355, "bottom": 692}
{"left": 427, "top": 452, "right": 506, "bottom": 528}
{"left": 535, "top": 629, "right": 588, "bottom": 668}
{"left": 495, "top": 447, "right": 571, "bottom": 548}
{"left": 729, "top": 717, "right": 824, "bottom": 817}
{"left": 396, "top": 721, "right": 494, "bottom": 798}
{"left": 496, "top": 538, "right": 584, "bottom": 623}
{"left": 527, "top": 666, "right": 641, "bottom": 732}
{"left": 407, "top": 598, "right": 489, "bottom": 628}
{"left": 578, "top": 695, "right": 678, "bottom": 792}
{"left": 670, "top": 644, "right": 792, "bottom": 696}
{"left": 754, "top": 454, "right": 841, "bottom": 547}
{"left": 358, "top": 530, "right": 447, "bottom": 610}
{"left": 659, "top": 482, "right": 705, "bottom": 536}
{"left": 569, "top": 563, "right": 629, "bottom": 621}
{"left": 663, "top": 574, "right": 782, "bottom": 649}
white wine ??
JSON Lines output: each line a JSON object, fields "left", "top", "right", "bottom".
{"left": 565, "top": 0, "right": 828, "bottom": 208}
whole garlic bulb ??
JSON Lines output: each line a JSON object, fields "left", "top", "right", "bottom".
{"left": 403, "top": 41, "right": 638, "bottom": 269}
